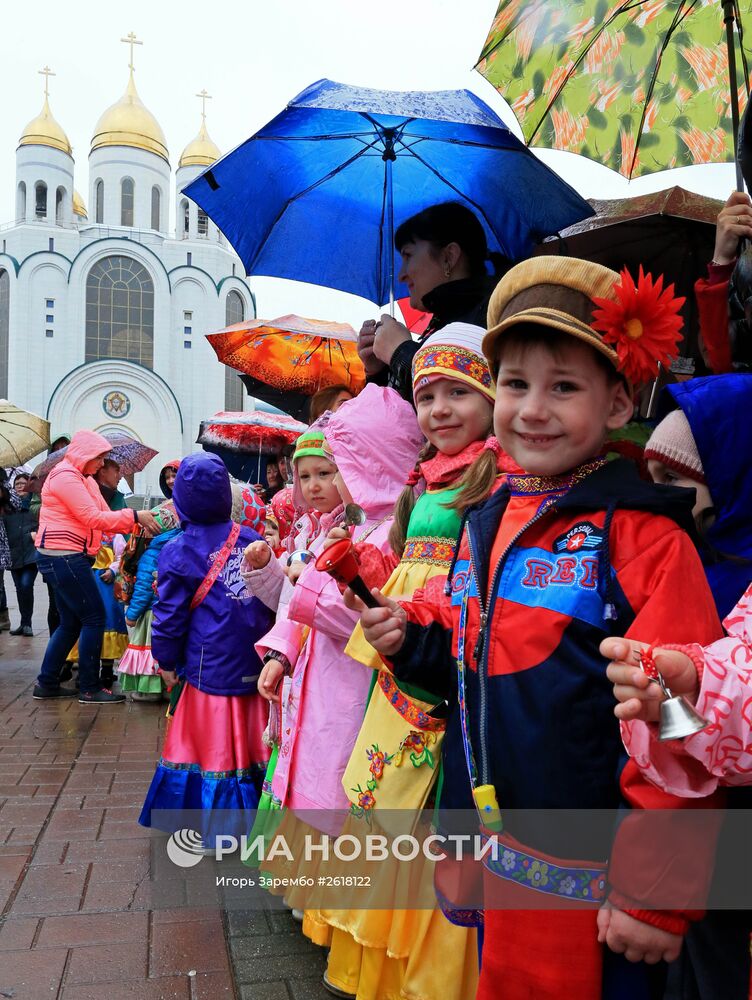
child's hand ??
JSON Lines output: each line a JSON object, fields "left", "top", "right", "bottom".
{"left": 285, "top": 560, "right": 306, "bottom": 585}
{"left": 323, "top": 526, "right": 349, "bottom": 549}
{"left": 597, "top": 905, "right": 682, "bottom": 964}
{"left": 160, "top": 669, "right": 178, "bottom": 688}
{"left": 600, "top": 638, "right": 699, "bottom": 722}
{"left": 125, "top": 618, "right": 136, "bottom": 628}
{"left": 244, "top": 541, "right": 271, "bottom": 570}
{"left": 343, "top": 588, "right": 407, "bottom": 656}
{"left": 258, "top": 659, "right": 285, "bottom": 702}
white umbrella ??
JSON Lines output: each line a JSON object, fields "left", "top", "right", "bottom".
{"left": 0, "top": 400, "right": 50, "bottom": 467}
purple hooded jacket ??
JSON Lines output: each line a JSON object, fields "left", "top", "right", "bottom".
{"left": 151, "top": 452, "right": 272, "bottom": 695}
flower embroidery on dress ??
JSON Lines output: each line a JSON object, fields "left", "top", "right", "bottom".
{"left": 378, "top": 672, "right": 446, "bottom": 733}
{"left": 481, "top": 834, "right": 607, "bottom": 904}
{"left": 366, "top": 744, "right": 393, "bottom": 780}
{"left": 402, "top": 536, "right": 456, "bottom": 567}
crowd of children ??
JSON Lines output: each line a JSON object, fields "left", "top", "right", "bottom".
{"left": 31, "top": 248, "right": 752, "bottom": 999}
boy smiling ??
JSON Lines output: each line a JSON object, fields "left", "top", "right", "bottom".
{"left": 354, "top": 258, "right": 723, "bottom": 999}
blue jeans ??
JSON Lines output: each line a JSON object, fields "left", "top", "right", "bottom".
{"left": 11, "top": 564, "right": 37, "bottom": 627}
{"left": 36, "top": 553, "right": 105, "bottom": 694}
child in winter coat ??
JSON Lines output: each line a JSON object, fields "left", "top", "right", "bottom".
{"left": 355, "top": 258, "right": 723, "bottom": 1000}
{"left": 320, "top": 324, "right": 517, "bottom": 1000}
{"left": 139, "top": 453, "right": 273, "bottom": 838}
{"left": 118, "top": 503, "right": 181, "bottom": 701}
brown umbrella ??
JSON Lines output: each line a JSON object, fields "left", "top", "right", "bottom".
{"left": 535, "top": 186, "right": 723, "bottom": 370}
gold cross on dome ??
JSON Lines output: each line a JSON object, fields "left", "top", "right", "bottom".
{"left": 38, "top": 66, "right": 55, "bottom": 99}
{"left": 121, "top": 31, "right": 143, "bottom": 72}
{"left": 196, "top": 89, "right": 212, "bottom": 123}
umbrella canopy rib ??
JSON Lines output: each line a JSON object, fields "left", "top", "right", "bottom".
{"left": 247, "top": 137, "right": 382, "bottom": 273}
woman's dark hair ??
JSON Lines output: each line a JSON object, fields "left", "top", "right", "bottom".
{"left": 394, "top": 202, "right": 509, "bottom": 279}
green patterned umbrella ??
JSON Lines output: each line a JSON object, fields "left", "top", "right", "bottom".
{"left": 476, "top": 0, "right": 752, "bottom": 179}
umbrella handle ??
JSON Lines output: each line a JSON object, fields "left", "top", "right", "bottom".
{"left": 386, "top": 153, "right": 395, "bottom": 317}
{"left": 724, "top": 0, "right": 745, "bottom": 191}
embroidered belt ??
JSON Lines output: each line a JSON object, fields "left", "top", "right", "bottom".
{"left": 378, "top": 672, "right": 446, "bottom": 732}
{"left": 402, "top": 536, "right": 455, "bottom": 566}
{"left": 481, "top": 833, "right": 607, "bottom": 905}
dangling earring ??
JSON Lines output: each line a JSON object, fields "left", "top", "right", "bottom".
{"left": 444, "top": 263, "right": 452, "bottom": 278}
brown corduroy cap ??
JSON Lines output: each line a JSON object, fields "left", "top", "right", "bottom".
{"left": 483, "top": 257, "right": 622, "bottom": 376}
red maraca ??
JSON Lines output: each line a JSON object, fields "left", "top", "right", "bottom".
{"left": 315, "top": 538, "right": 380, "bottom": 608}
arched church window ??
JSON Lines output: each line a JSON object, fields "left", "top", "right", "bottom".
{"left": 0, "top": 270, "right": 9, "bottom": 398}
{"left": 121, "top": 178, "right": 134, "bottom": 227}
{"left": 17, "top": 183, "right": 26, "bottom": 222}
{"left": 95, "top": 180, "right": 104, "bottom": 224}
{"left": 224, "top": 290, "right": 245, "bottom": 410}
{"left": 181, "top": 199, "right": 189, "bottom": 237}
{"left": 55, "top": 187, "right": 65, "bottom": 225}
{"left": 85, "top": 255, "right": 154, "bottom": 369}
{"left": 151, "top": 187, "right": 161, "bottom": 231}
{"left": 197, "top": 209, "right": 209, "bottom": 237}
{"left": 35, "top": 182, "right": 47, "bottom": 220}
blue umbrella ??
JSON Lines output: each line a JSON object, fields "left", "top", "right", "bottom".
{"left": 185, "top": 78, "right": 594, "bottom": 307}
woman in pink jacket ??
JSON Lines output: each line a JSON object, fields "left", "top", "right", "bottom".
{"left": 34, "top": 430, "right": 158, "bottom": 704}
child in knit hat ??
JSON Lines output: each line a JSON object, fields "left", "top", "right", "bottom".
{"left": 353, "top": 257, "right": 723, "bottom": 1000}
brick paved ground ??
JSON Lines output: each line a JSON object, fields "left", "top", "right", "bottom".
{"left": 0, "top": 581, "right": 331, "bottom": 1000}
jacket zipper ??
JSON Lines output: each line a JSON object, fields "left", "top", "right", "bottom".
{"left": 466, "top": 505, "right": 551, "bottom": 786}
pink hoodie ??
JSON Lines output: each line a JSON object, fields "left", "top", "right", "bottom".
{"left": 255, "top": 386, "right": 424, "bottom": 830}
{"left": 36, "top": 430, "right": 137, "bottom": 555}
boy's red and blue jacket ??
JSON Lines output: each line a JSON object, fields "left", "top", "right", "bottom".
{"left": 387, "top": 458, "right": 723, "bottom": 932}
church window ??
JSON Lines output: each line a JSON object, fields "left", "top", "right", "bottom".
{"left": 46, "top": 299, "right": 54, "bottom": 309}
{"left": 184, "top": 340, "right": 192, "bottom": 349}
{"left": 46, "top": 330, "right": 53, "bottom": 338}
{"left": 181, "top": 200, "right": 189, "bottom": 236}
{"left": 0, "top": 270, "right": 9, "bottom": 397}
{"left": 95, "top": 180, "right": 104, "bottom": 224}
{"left": 183, "top": 310, "right": 192, "bottom": 321}
{"left": 46, "top": 315, "right": 53, "bottom": 324}
{"left": 17, "top": 182, "right": 26, "bottom": 222}
{"left": 85, "top": 255, "right": 154, "bottom": 368}
{"left": 224, "top": 291, "right": 245, "bottom": 410}
{"left": 151, "top": 186, "right": 161, "bottom": 231}
{"left": 35, "top": 182, "right": 47, "bottom": 220}
{"left": 55, "top": 187, "right": 65, "bottom": 225}
{"left": 184, "top": 326, "right": 192, "bottom": 335}
{"left": 121, "top": 178, "right": 134, "bottom": 227}
{"left": 197, "top": 209, "right": 209, "bottom": 236}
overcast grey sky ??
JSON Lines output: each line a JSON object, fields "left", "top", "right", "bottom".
{"left": 0, "top": 0, "right": 737, "bottom": 326}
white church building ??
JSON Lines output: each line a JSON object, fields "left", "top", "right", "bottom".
{"left": 0, "top": 45, "right": 253, "bottom": 490}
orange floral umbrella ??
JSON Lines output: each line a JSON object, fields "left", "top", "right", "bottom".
{"left": 207, "top": 314, "right": 366, "bottom": 396}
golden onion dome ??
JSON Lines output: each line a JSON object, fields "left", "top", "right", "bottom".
{"left": 18, "top": 96, "right": 72, "bottom": 155}
{"left": 178, "top": 118, "right": 221, "bottom": 168}
{"left": 91, "top": 70, "right": 169, "bottom": 162}
{"left": 72, "top": 190, "right": 87, "bottom": 218}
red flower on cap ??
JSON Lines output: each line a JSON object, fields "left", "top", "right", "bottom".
{"left": 591, "top": 266, "right": 685, "bottom": 386}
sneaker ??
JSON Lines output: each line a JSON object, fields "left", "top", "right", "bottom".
{"left": 10, "top": 626, "right": 33, "bottom": 637}
{"left": 78, "top": 688, "right": 126, "bottom": 705}
{"left": 33, "top": 684, "right": 78, "bottom": 700}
